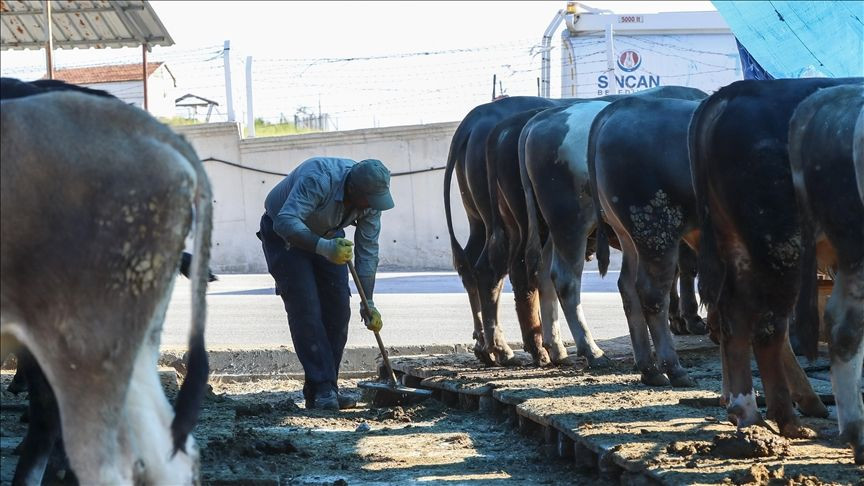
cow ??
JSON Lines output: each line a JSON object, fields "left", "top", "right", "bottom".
{"left": 519, "top": 86, "right": 709, "bottom": 369}
{"left": 484, "top": 106, "right": 573, "bottom": 366}
{"left": 587, "top": 96, "right": 704, "bottom": 386}
{"left": 0, "top": 77, "right": 218, "bottom": 484}
{"left": 856, "top": 102, "right": 864, "bottom": 205}
{"left": 585, "top": 94, "right": 830, "bottom": 406}
{"left": 444, "top": 96, "right": 564, "bottom": 366}
{"left": 689, "top": 78, "right": 860, "bottom": 442}
{"left": 1, "top": 90, "right": 213, "bottom": 483}
{"left": 789, "top": 83, "right": 864, "bottom": 464}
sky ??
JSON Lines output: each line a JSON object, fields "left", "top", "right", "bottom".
{"left": 1, "top": 1, "right": 717, "bottom": 130}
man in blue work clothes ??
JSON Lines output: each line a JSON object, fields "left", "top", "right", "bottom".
{"left": 259, "top": 157, "right": 394, "bottom": 410}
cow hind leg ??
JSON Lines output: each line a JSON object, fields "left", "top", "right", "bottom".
{"left": 41, "top": 352, "right": 134, "bottom": 483}
{"left": 617, "top": 243, "right": 667, "bottom": 386}
{"left": 678, "top": 243, "right": 708, "bottom": 335}
{"left": 668, "top": 269, "right": 687, "bottom": 335}
{"left": 827, "top": 267, "right": 864, "bottom": 464}
{"left": 12, "top": 351, "right": 61, "bottom": 486}
{"left": 126, "top": 280, "right": 199, "bottom": 483}
{"left": 752, "top": 321, "right": 815, "bottom": 439}
{"left": 780, "top": 337, "right": 828, "bottom": 418}
{"left": 635, "top": 255, "right": 695, "bottom": 388}
{"left": 538, "top": 240, "right": 569, "bottom": 365}
{"left": 460, "top": 225, "right": 497, "bottom": 365}
{"left": 550, "top": 229, "right": 608, "bottom": 368}
{"left": 718, "top": 302, "right": 763, "bottom": 428}
{"left": 475, "top": 257, "right": 516, "bottom": 366}
{"left": 510, "top": 258, "right": 550, "bottom": 366}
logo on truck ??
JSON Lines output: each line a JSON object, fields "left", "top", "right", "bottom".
{"left": 597, "top": 48, "right": 658, "bottom": 95}
{"left": 617, "top": 50, "right": 641, "bottom": 72}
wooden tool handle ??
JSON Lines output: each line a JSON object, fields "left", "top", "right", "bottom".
{"left": 347, "top": 261, "right": 399, "bottom": 386}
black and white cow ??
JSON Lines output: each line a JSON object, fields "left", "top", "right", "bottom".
{"left": 690, "top": 78, "right": 860, "bottom": 442}
{"left": 1, "top": 90, "right": 213, "bottom": 483}
{"left": 587, "top": 96, "right": 704, "bottom": 386}
{"left": 444, "top": 96, "right": 562, "bottom": 366}
{"left": 586, "top": 95, "right": 829, "bottom": 407}
{"left": 789, "top": 83, "right": 864, "bottom": 464}
{"left": 519, "top": 86, "right": 709, "bottom": 368}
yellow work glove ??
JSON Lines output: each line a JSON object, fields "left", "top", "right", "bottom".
{"left": 315, "top": 237, "right": 354, "bottom": 264}
{"left": 361, "top": 302, "right": 383, "bottom": 333}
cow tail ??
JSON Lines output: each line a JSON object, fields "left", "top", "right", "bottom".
{"left": 519, "top": 124, "right": 546, "bottom": 280}
{"left": 587, "top": 106, "right": 612, "bottom": 277}
{"left": 788, "top": 101, "right": 821, "bottom": 361}
{"left": 688, "top": 97, "right": 726, "bottom": 312}
{"left": 444, "top": 122, "right": 473, "bottom": 278}
{"left": 485, "top": 123, "right": 513, "bottom": 274}
{"left": 172, "top": 141, "right": 213, "bottom": 456}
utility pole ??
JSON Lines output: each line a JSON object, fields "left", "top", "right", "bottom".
{"left": 605, "top": 24, "right": 616, "bottom": 95}
{"left": 223, "top": 40, "right": 235, "bottom": 122}
{"left": 142, "top": 43, "right": 149, "bottom": 111}
{"left": 245, "top": 55, "right": 255, "bottom": 137}
{"left": 43, "top": 0, "right": 54, "bottom": 79}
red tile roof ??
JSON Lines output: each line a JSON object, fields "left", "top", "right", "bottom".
{"left": 49, "top": 62, "right": 167, "bottom": 84}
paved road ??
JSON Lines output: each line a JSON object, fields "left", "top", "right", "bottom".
{"left": 161, "top": 270, "right": 630, "bottom": 351}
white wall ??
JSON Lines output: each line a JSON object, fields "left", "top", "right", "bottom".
{"left": 174, "top": 121, "right": 469, "bottom": 273}
{"left": 85, "top": 66, "right": 175, "bottom": 118}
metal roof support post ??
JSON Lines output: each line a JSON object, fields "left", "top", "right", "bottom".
{"left": 43, "top": 0, "right": 54, "bottom": 79}
{"left": 223, "top": 40, "right": 235, "bottom": 122}
{"left": 245, "top": 56, "right": 255, "bottom": 138}
{"left": 142, "top": 42, "right": 149, "bottom": 111}
{"left": 605, "top": 24, "right": 616, "bottom": 95}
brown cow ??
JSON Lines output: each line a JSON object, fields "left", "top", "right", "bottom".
{"left": 690, "top": 78, "right": 858, "bottom": 442}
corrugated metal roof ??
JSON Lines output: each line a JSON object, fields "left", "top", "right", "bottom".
{"left": 0, "top": 0, "right": 173, "bottom": 50}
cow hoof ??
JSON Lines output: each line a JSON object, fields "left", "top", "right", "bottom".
{"left": 533, "top": 349, "right": 552, "bottom": 367}
{"left": 641, "top": 369, "right": 671, "bottom": 387}
{"left": 685, "top": 317, "right": 709, "bottom": 335}
{"left": 795, "top": 396, "right": 829, "bottom": 418}
{"left": 473, "top": 348, "right": 495, "bottom": 366}
{"left": 544, "top": 344, "right": 569, "bottom": 365}
{"left": 668, "top": 372, "right": 697, "bottom": 388}
{"left": 489, "top": 346, "right": 517, "bottom": 367}
{"left": 586, "top": 354, "right": 612, "bottom": 369}
{"left": 840, "top": 424, "right": 864, "bottom": 465}
{"left": 668, "top": 315, "right": 687, "bottom": 335}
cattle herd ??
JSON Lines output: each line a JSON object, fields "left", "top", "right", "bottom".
{"left": 445, "top": 78, "right": 863, "bottom": 465}
{"left": 0, "top": 75, "right": 861, "bottom": 484}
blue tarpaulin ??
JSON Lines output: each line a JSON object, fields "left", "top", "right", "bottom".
{"left": 712, "top": 1, "right": 864, "bottom": 78}
{"left": 736, "top": 39, "right": 775, "bottom": 80}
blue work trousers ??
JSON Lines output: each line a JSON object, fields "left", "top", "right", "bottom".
{"left": 259, "top": 214, "right": 351, "bottom": 400}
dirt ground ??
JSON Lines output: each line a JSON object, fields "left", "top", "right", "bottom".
{"left": 390, "top": 336, "right": 864, "bottom": 486}
{"left": 0, "top": 372, "right": 604, "bottom": 485}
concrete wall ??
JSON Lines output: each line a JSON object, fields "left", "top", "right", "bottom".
{"left": 175, "top": 121, "right": 469, "bottom": 273}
